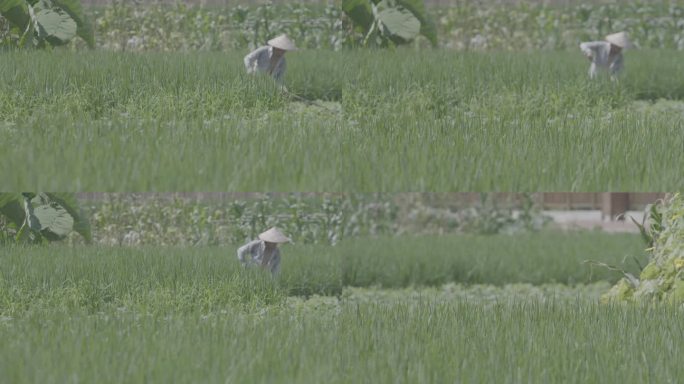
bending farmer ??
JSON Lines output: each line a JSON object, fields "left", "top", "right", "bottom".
{"left": 243, "top": 34, "right": 297, "bottom": 83}
{"left": 237, "top": 227, "right": 291, "bottom": 276}
{"left": 579, "top": 32, "right": 632, "bottom": 80}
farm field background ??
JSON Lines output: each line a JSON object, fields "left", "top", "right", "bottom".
{"left": 2, "top": 49, "right": 684, "bottom": 190}
{"left": 3, "top": 232, "right": 683, "bottom": 383}
{"left": 2, "top": 1, "right": 684, "bottom": 190}
{"left": 2, "top": 0, "right": 683, "bottom": 378}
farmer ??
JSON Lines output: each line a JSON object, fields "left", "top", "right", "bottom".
{"left": 236, "top": 227, "right": 291, "bottom": 276}
{"left": 579, "top": 32, "right": 632, "bottom": 80}
{"left": 243, "top": 34, "right": 297, "bottom": 84}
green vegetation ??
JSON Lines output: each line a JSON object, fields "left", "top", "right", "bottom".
{"left": 436, "top": 1, "right": 684, "bottom": 50}
{"left": 75, "top": 193, "right": 547, "bottom": 246}
{"left": 341, "top": 0, "right": 437, "bottom": 47}
{"left": 603, "top": 193, "right": 684, "bottom": 303}
{"left": 339, "top": 233, "right": 645, "bottom": 289}
{"left": 0, "top": 239, "right": 679, "bottom": 384}
{"left": 1, "top": 0, "right": 680, "bottom": 380}
{"left": 0, "top": 0, "right": 93, "bottom": 48}
{"left": 0, "top": 232, "right": 645, "bottom": 306}
{"left": 0, "top": 230, "right": 671, "bottom": 383}
{"left": 1, "top": 50, "right": 683, "bottom": 190}
{"left": 0, "top": 192, "right": 91, "bottom": 244}
{"left": 83, "top": 193, "right": 400, "bottom": 246}
{"left": 3, "top": 294, "right": 683, "bottom": 383}
{"left": 4, "top": 1, "right": 683, "bottom": 51}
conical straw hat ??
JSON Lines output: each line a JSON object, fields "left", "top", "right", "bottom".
{"left": 605, "top": 32, "right": 632, "bottom": 48}
{"left": 267, "top": 34, "right": 297, "bottom": 51}
{"left": 258, "top": 227, "right": 291, "bottom": 243}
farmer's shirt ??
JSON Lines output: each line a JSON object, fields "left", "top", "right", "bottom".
{"left": 579, "top": 41, "right": 624, "bottom": 79}
{"left": 243, "top": 46, "right": 287, "bottom": 82}
{"left": 237, "top": 239, "right": 281, "bottom": 275}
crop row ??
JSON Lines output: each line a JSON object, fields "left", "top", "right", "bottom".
{"left": 6, "top": 1, "right": 679, "bottom": 51}
{"left": 2, "top": 50, "right": 683, "bottom": 190}
{"left": 1, "top": 284, "right": 682, "bottom": 383}
{"left": 0, "top": 233, "right": 645, "bottom": 307}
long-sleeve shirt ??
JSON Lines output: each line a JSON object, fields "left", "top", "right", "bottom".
{"left": 236, "top": 239, "right": 281, "bottom": 275}
{"left": 243, "top": 46, "right": 287, "bottom": 83}
{"left": 579, "top": 41, "right": 624, "bottom": 79}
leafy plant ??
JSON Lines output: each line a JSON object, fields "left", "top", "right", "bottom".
{"left": 629, "top": 199, "right": 664, "bottom": 250}
{"left": 342, "top": 0, "right": 436, "bottom": 47}
{"left": 0, "top": 192, "right": 92, "bottom": 244}
{"left": 86, "top": 194, "right": 399, "bottom": 247}
{"left": 0, "top": 0, "right": 93, "bottom": 48}
{"left": 77, "top": 193, "right": 550, "bottom": 247}
{"left": 601, "top": 193, "right": 684, "bottom": 304}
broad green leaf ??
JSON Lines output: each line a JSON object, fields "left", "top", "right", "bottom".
{"left": 342, "top": 0, "right": 373, "bottom": 31}
{"left": 375, "top": 0, "right": 420, "bottom": 42}
{"left": 54, "top": 0, "right": 94, "bottom": 48}
{"left": 342, "top": 0, "right": 434, "bottom": 46}
{"left": 45, "top": 192, "right": 92, "bottom": 243}
{"left": 30, "top": 193, "right": 74, "bottom": 240}
{"left": 2, "top": 192, "right": 91, "bottom": 243}
{"left": 33, "top": 1, "right": 77, "bottom": 46}
{"left": 395, "top": 0, "right": 437, "bottom": 46}
{"left": 0, "top": 193, "right": 24, "bottom": 227}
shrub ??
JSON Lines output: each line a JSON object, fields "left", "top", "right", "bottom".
{"left": 602, "top": 193, "right": 684, "bottom": 304}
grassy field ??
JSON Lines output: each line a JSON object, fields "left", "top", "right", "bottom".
{"left": 2, "top": 293, "right": 683, "bottom": 383}
{"left": 2, "top": 50, "right": 683, "bottom": 191}
{"left": 0, "top": 233, "right": 645, "bottom": 305}
{"left": 0, "top": 232, "right": 679, "bottom": 383}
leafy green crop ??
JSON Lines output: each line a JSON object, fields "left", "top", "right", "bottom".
{"left": 1, "top": 50, "right": 683, "bottom": 191}
{"left": 602, "top": 193, "right": 684, "bottom": 304}
{"left": 0, "top": 232, "right": 646, "bottom": 298}
{"left": 73, "top": 193, "right": 548, "bottom": 247}
{"left": 4, "top": 1, "right": 683, "bottom": 51}
{"left": 0, "top": 245, "right": 680, "bottom": 383}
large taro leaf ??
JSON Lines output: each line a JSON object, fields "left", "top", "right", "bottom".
{"left": 371, "top": 0, "right": 436, "bottom": 46}
{"left": 341, "top": 0, "right": 374, "bottom": 32}
{"left": 0, "top": 193, "right": 24, "bottom": 227}
{"left": 45, "top": 192, "right": 92, "bottom": 243}
{"left": 394, "top": 0, "right": 437, "bottom": 46}
{"left": 2, "top": 192, "right": 90, "bottom": 243}
{"left": 0, "top": 0, "right": 31, "bottom": 31}
{"left": 30, "top": 193, "right": 74, "bottom": 240}
{"left": 32, "top": 0, "right": 77, "bottom": 46}
{"left": 374, "top": 0, "right": 420, "bottom": 42}
{"left": 53, "top": 0, "right": 94, "bottom": 48}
